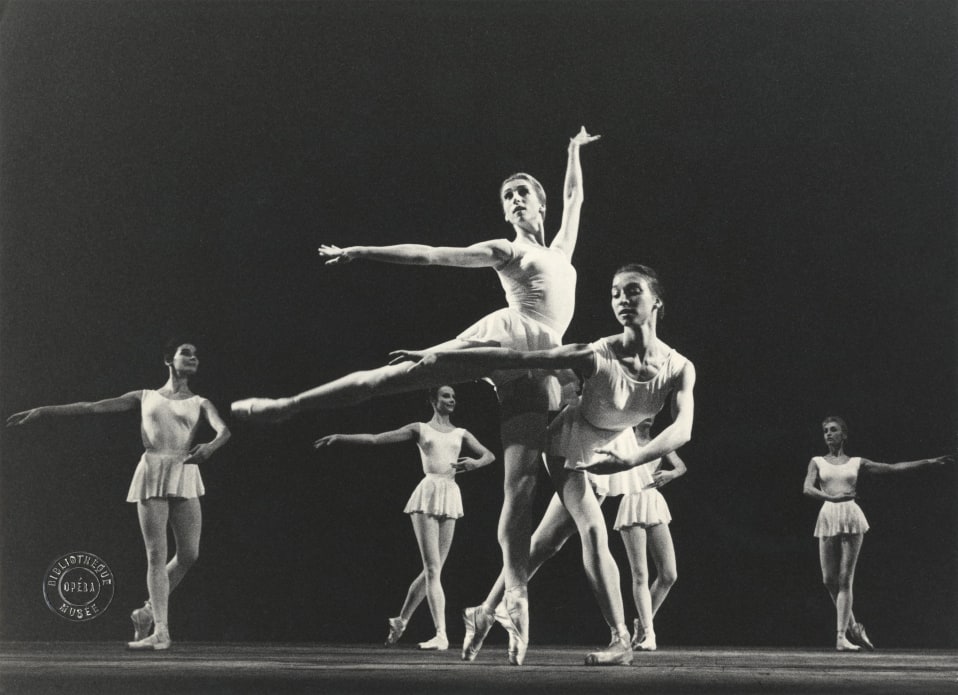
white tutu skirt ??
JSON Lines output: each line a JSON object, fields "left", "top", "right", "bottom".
{"left": 614, "top": 489, "right": 671, "bottom": 531}
{"left": 546, "top": 403, "right": 642, "bottom": 474}
{"left": 126, "top": 452, "right": 205, "bottom": 502}
{"left": 404, "top": 475, "right": 463, "bottom": 520}
{"left": 814, "top": 500, "right": 870, "bottom": 538}
{"left": 457, "top": 308, "right": 570, "bottom": 409}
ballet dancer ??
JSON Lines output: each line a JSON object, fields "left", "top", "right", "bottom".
{"left": 313, "top": 385, "right": 494, "bottom": 651}
{"left": 233, "top": 126, "right": 600, "bottom": 662}
{"left": 803, "top": 416, "right": 953, "bottom": 651}
{"left": 392, "top": 263, "right": 696, "bottom": 665}
{"left": 454, "top": 418, "right": 687, "bottom": 661}
{"left": 611, "top": 418, "right": 686, "bottom": 652}
{"left": 6, "top": 339, "right": 230, "bottom": 650}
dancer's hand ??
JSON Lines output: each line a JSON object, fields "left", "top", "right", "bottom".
{"left": 569, "top": 126, "right": 601, "bottom": 148}
{"left": 832, "top": 492, "right": 857, "bottom": 502}
{"left": 929, "top": 454, "right": 955, "bottom": 466}
{"left": 318, "top": 244, "right": 354, "bottom": 265}
{"left": 313, "top": 434, "right": 343, "bottom": 449}
{"left": 576, "top": 449, "right": 632, "bottom": 474}
{"left": 5, "top": 408, "right": 42, "bottom": 426}
{"left": 183, "top": 443, "right": 214, "bottom": 465}
{"left": 453, "top": 457, "right": 482, "bottom": 473}
{"left": 647, "top": 469, "right": 679, "bottom": 489}
{"left": 388, "top": 350, "right": 435, "bottom": 368}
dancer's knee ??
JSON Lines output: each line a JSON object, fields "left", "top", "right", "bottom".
{"left": 177, "top": 545, "right": 200, "bottom": 568}
{"left": 658, "top": 567, "right": 677, "bottom": 588}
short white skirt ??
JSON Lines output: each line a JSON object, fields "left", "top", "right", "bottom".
{"left": 545, "top": 403, "right": 642, "bottom": 473}
{"left": 814, "top": 500, "right": 870, "bottom": 538}
{"left": 614, "top": 488, "right": 672, "bottom": 531}
{"left": 126, "top": 451, "right": 205, "bottom": 503}
{"left": 404, "top": 474, "right": 463, "bottom": 520}
{"left": 457, "top": 307, "right": 568, "bottom": 410}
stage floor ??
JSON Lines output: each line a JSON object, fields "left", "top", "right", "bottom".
{"left": 2, "top": 642, "right": 956, "bottom": 694}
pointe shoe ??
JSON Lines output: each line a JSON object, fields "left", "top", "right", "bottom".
{"left": 130, "top": 602, "right": 153, "bottom": 642}
{"left": 461, "top": 606, "right": 496, "bottom": 661}
{"left": 504, "top": 592, "right": 529, "bottom": 666}
{"left": 635, "top": 633, "right": 657, "bottom": 652}
{"left": 127, "top": 626, "right": 171, "bottom": 651}
{"left": 847, "top": 622, "right": 874, "bottom": 650}
{"left": 384, "top": 617, "right": 406, "bottom": 647}
{"left": 836, "top": 635, "right": 861, "bottom": 652}
{"left": 418, "top": 634, "right": 449, "bottom": 651}
{"left": 585, "top": 636, "right": 634, "bottom": 666}
{"left": 629, "top": 619, "right": 642, "bottom": 650}
{"left": 230, "top": 398, "right": 294, "bottom": 424}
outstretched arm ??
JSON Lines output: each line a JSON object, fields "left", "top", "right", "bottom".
{"left": 6, "top": 391, "right": 142, "bottom": 426}
{"left": 452, "top": 430, "right": 496, "bottom": 473}
{"left": 860, "top": 454, "right": 954, "bottom": 475}
{"left": 550, "top": 126, "right": 601, "bottom": 259}
{"left": 314, "top": 423, "right": 419, "bottom": 450}
{"left": 581, "top": 361, "right": 696, "bottom": 474}
{"left": 318, "top": 238, "right": 513, "bottom": 269}
{"left": 183, "top": 400, "right": 232, "bottom": 465}
{"left": 802, "top": 459, "right": 856, "bottom": 502}
{"left": 390, "top": 343, "right": 597, "bottom": 379}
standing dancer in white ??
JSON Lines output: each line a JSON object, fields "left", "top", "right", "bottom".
{"left": 610, "top": 418, "right": 686, "bottom": 652}
{"left": 313, "top": 385, "right": 494, "bottom": 650}
{"left": 803, "top": 416, "right": 952, "bottom": 651}
{"left": 392, "top": 263, "right": 696, "bottom": 665}
{"left": 232, "top": 127, "right": 600, "bottom": 662}
{"left": 6, "top": 340, "right": 230, "bottom": 650}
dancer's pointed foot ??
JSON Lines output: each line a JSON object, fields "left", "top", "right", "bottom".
{"left": 127, "top": 625, "right": 171, "bottom": 651}
{"left": 230, "top": 397, "right": 296, "bottom": 424}
{"left": 847, "top": 622, "right": 874, "bottom": 650}
{"left": 585, "top": 636, "right": 633, "bottom": 666}
{"left": 635, "top": 632, "right": 657, "bottom": 652}
{"left": 504, "top": 590, "right": 529, "bottom": 666}
{"left": 628, "top": 619, "right": 642, "bottom": 650}
{"left": 418, "top": 634, "right": 449, "bottom": 651}
{"left": 130, "top": 601, "right": 153, "bottom": 642}
{"left": 836, "top": 634, "right": 861, "bottom": 651}
{"left": 384, "top": 617, "right": 406, "bottom": 647}
{"left": 461, "top": 606, "right": 496, "bottom": 661}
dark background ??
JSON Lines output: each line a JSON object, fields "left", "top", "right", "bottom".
{"left": 1, "top": 0, "right": 955, "bottom": 648}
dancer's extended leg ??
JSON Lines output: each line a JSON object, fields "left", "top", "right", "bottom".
{"left": 129, "top": 499, "right": 173, "bottom": 650}
{"left": 232, "top": 341, "right": 490, "bottom": 423}
{"left": 410, "top": 514, "right": 455, "bottom": 650}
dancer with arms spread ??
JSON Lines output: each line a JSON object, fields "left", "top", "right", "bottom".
{"left": 313, "top": 385, "right": 494, "bottom": 651}
{"left": 7, "top": 339, "right": 230, "bottom": 650}
{"left": 233, "top": 127, "right": 600, "bottom": 662}
{"left": 804, "top": 416, "right": 952, "bottom": 651}
{"left": 392, "top": 263, "right": 695, "bottom": 665}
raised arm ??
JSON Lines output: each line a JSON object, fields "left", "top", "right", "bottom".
{"left": 313, "top": 423, "right": 419, "bottom": 450}
{"left": 452, "top": 429, "right": 496, "bottom": 473}
{"left": 6, "top": 391, "right": 142, "bottom": 427}
{"left": 550, "top": 126, "right": 601, "bottom": 259}
{"left": 860, "top": 454, "right": 954, "bottom": 475}
{"left": 390, "top": 343, "right": 597, "bottom": 380}
{"left": 183, "top": 400, "right": 231, "bottom": 465}
{"left": 318, "top": 238, "right": 513, "bottom": 269}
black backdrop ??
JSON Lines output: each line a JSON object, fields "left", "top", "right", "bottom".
{"left": 1, "top": 0, "right": 955, "bottom": 648}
